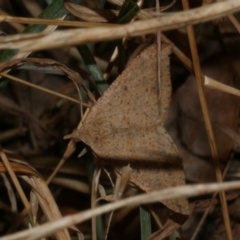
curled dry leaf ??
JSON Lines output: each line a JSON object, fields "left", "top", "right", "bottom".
{"left": 70, "top": 44, "right": 190, "bottom": 215}
{"left": 64, "top": 1, "right": 117, "bottom": 23}
{"left": 0, "top": 150, "right": 40, "bottom": 177}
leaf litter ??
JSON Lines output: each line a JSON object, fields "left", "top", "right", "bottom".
{"left": 166, "top": 53, "right": 239, "bottom": 183}
{"left": 1, "top": 1, "right": 240, "bottom": 240}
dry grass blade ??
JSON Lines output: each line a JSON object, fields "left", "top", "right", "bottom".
{"left": 0, "top": 14, "right": 116, "bottom": 27}
{"left": 46, "top": 138, "right": 77, "bottom": 184}
{"left": 148, "top": 218, "right": 181, "bottom": 240}
{"left": 0, "top": 10, "right": 24, "bottom": 32}
{"left": 64, "top": 2, "right": 117, "bottom": 23}
{"left": 205, "top": 76, "right": 240, "bottom": 98}
{"left": 2, "top": 181, "right": 240, "bottom": 240}
{"left": 0, "top": 153, "right": 71, "bottom": 240}
{"left": 1, "top": 173, "right": 17, "bottom": 212}
{"left": 161, "top": 34, "right": 193, "bottom": 72}
{"left": 0, "top": 1, "right": 239, "bottom": 51}
{"left": 51, "top": 177, "right": 90, "bottom": 194}
{"left": 0, "top": 95, "right": 51, "bottom": 139}
{"left": 21, "top": 0, "right": 41, "bottom": 17}
{"left": 47, "top": 107, "right": 91, "bottom": 185}
{"left": 228, "top": 14, "right": 240, "bottom": 34}
{"left": 0, "top": 57, "right": 96, "bottom": 106}
{"left": 0, "top": 146, "right": 31, "bottom": 218}
{"left": 190, "top": 161, "right": 232, "bottom": 240}
{"left": 0, "top": 161, "right": 39, "bottom": 177}
{"left": 0, "top": 16, "right": 66, "bottom": 64}
{"left": 182, "top": 0, "right": 232, "bottom": 239}
{"left": 91, "top": 167, "right": 102, "bottom": 240}
{"left": 194, "top": 192, "right": 240, "bottom": 210}
{"left": 23, "top": 176, "right": 71, "bottom": 240}
{"left": 1, "top": 73, "right": 84, "bottom": 105}
{"left": 0, "top": 127, "right": 28, "bottom": 143}
{"left": 203, "top": 0, "right": 214, "bottom": 4}
{"left": 110, "top": 0, "right": 176, "bottom": 11}
{"left": 217, "top": 124, "right": 240, "bottom": 147}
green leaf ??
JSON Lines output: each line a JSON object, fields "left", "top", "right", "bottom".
{"left": 140, "top": 206, "right": 152, "bottom": 240}
{"left": 77, "top": 45, "right": 108, "bottom": 94}
{"left": 117, "top": 0, "right": 140, "bottom": 24}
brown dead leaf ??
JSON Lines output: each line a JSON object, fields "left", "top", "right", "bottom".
{"left": 166, "top": 54, "right": 240, "bottom": 183}
{"left": 70, "top": 44, "right": 190, "bottom": 215}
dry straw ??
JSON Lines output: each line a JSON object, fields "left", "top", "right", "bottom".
{"left": 1, "top": 180, "right": 240, "bottom": 240}
{"left": 0, "top": 0, "right": 239, "bottom": 51}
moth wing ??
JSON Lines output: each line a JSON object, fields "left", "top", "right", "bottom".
{"left": 79, "top": 44, "right": 172, "bottom": 148}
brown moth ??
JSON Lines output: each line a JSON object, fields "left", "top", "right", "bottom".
{"left": 70, "top": 43, "right": 189, "bottom": 215}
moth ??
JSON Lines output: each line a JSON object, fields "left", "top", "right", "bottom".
{"left": 69, "top": 43, "right": 189, "bottom": 215}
